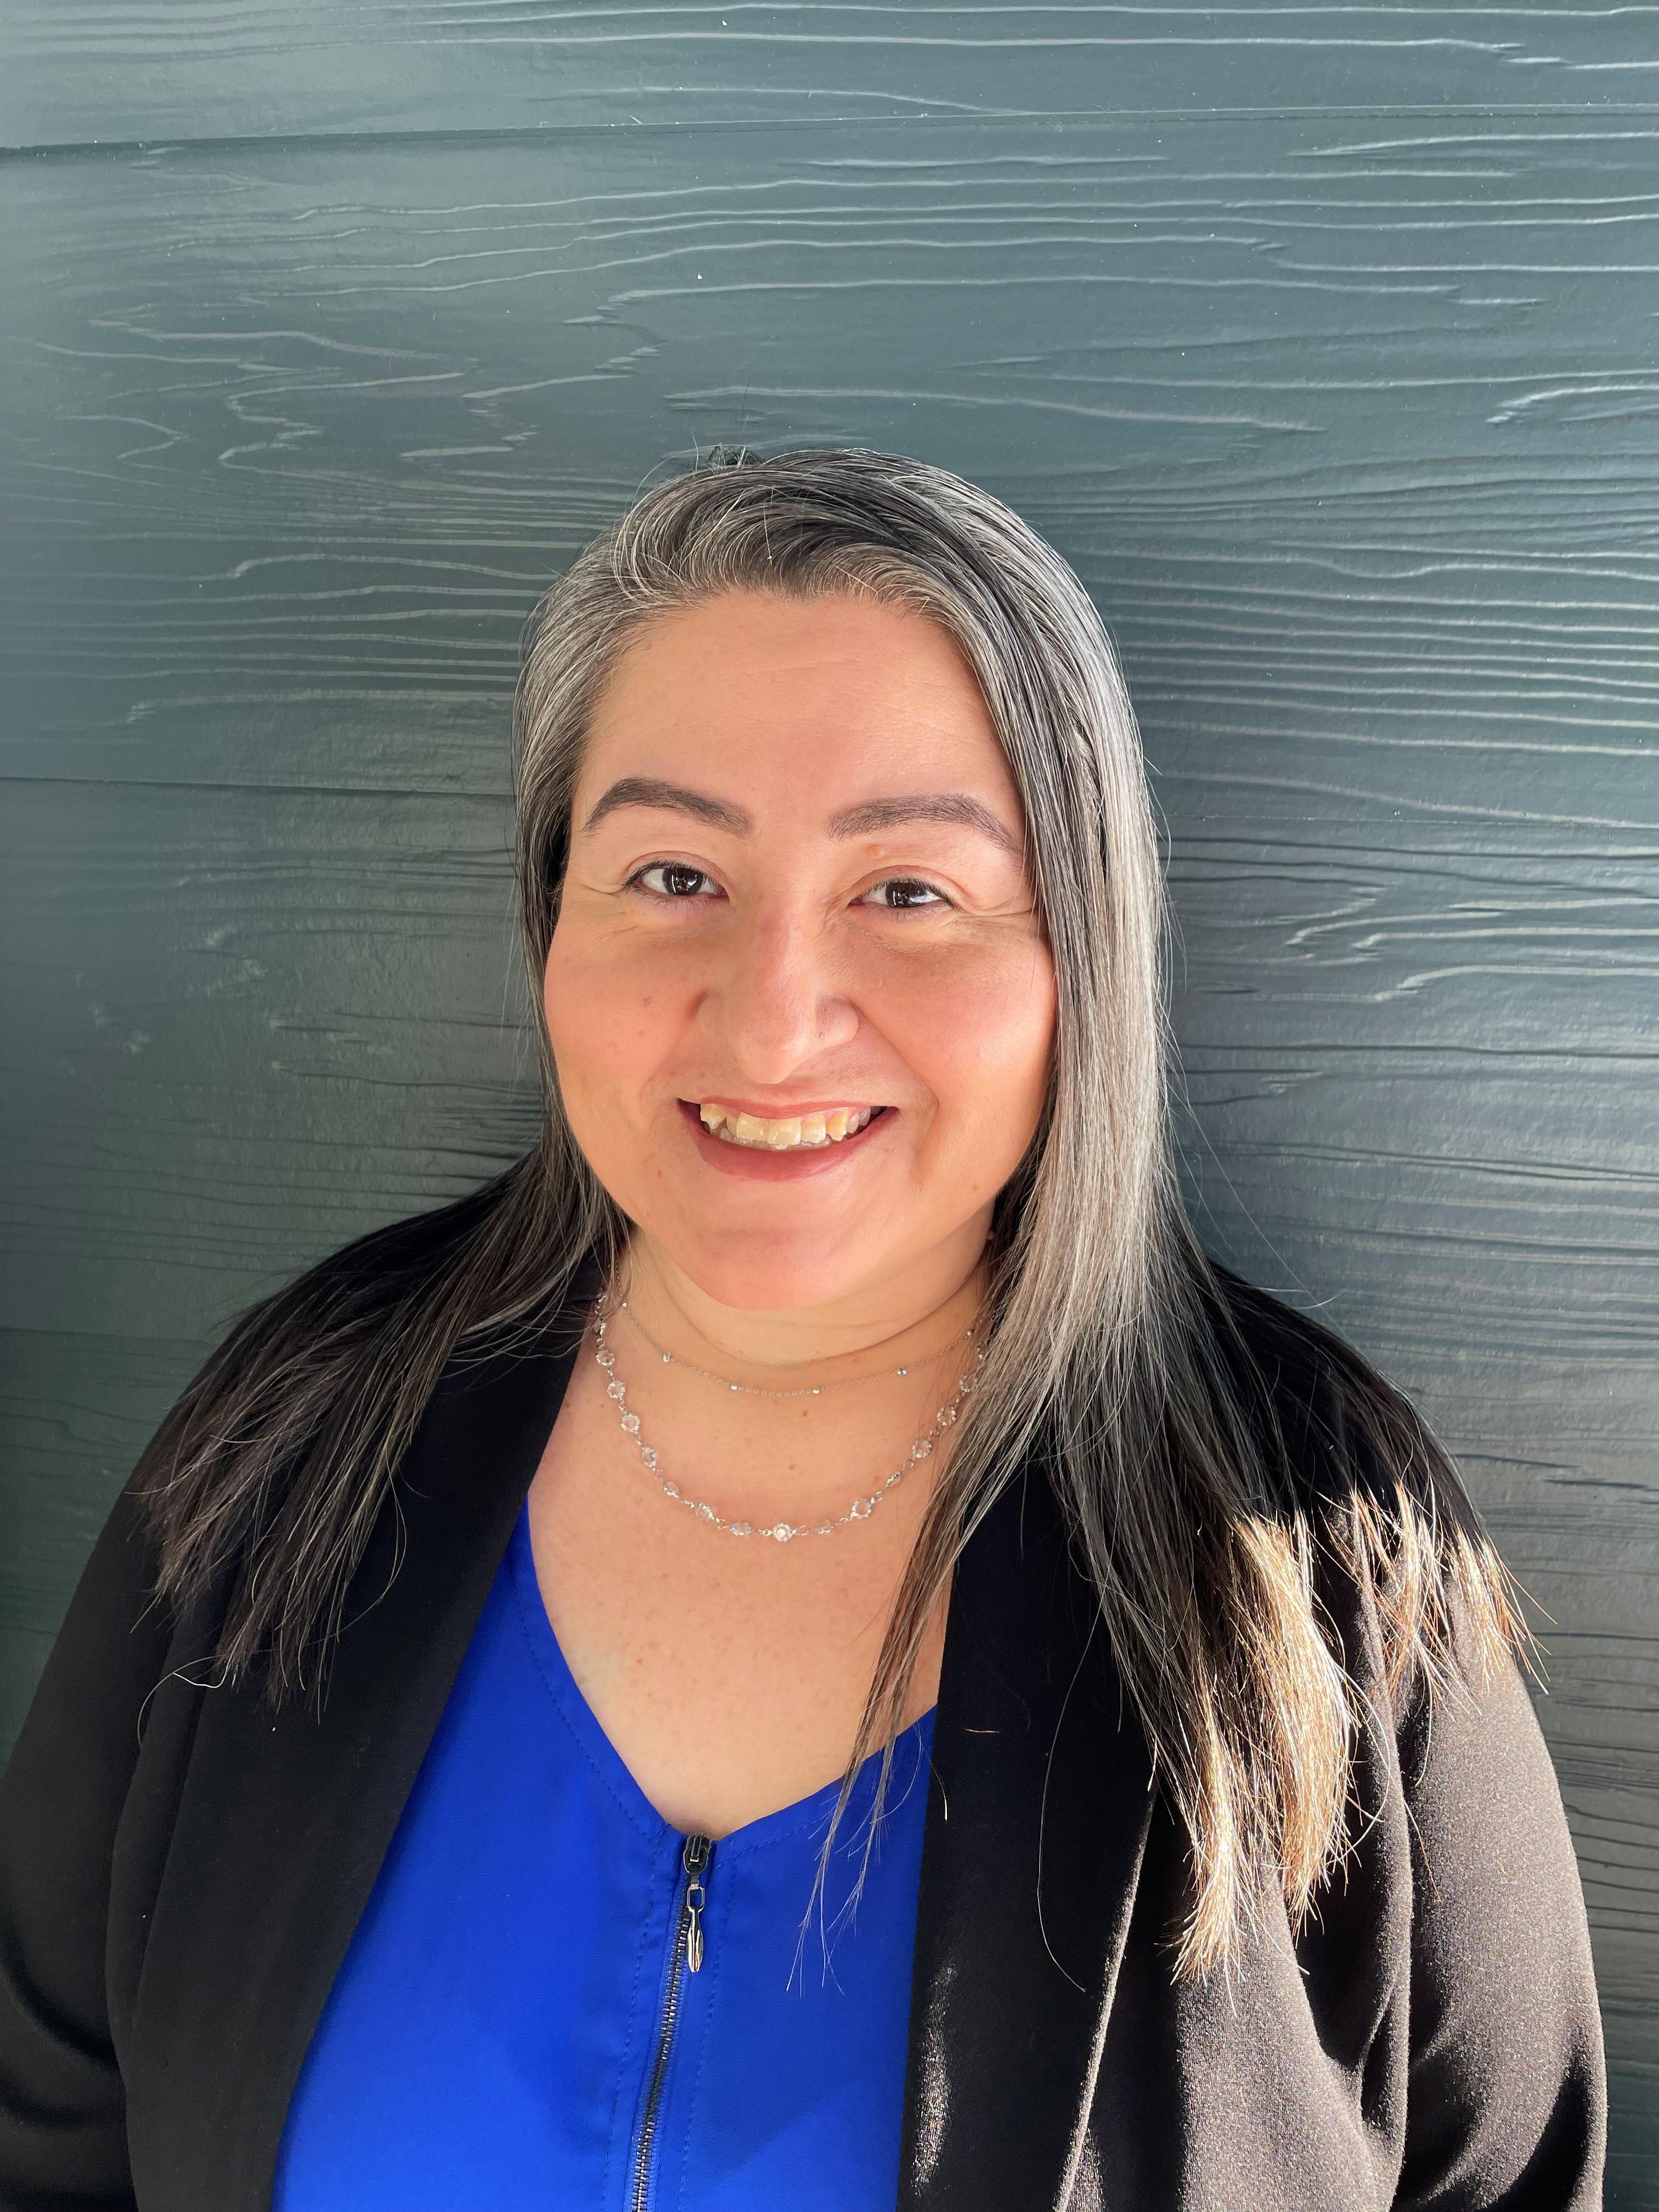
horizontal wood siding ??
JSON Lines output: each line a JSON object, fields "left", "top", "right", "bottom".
{"left": 2, "top": 8, "right": 1654, "bottom": 2196}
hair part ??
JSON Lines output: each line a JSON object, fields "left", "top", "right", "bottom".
{"left": 137, "top": 446, "right": 1521, "bottom": 1976}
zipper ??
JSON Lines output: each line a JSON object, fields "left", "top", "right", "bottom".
{"left": 627, "top": 1831, "right": 713, "bottom": 2212}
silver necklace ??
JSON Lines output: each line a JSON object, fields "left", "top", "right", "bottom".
{"left": 614, "top": 1295, "right": 975, "bottom": 1397}
{"left": 592, "top": 1301, "right": 984, "bottom": 1544}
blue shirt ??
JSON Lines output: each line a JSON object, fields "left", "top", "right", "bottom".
{"left": 273, "top": 1504, "right": 934, "bottom": 2211}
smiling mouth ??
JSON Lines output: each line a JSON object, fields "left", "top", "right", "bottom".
{"left": 695, "top": 1102, "right": 885, "bottom": 1152}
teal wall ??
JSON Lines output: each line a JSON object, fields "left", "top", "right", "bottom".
{"left": 3, "top": 7, "right": 1655, "bottom": 2194}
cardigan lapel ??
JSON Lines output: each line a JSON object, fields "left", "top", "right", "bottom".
{"left": 122, "top": 1260, "right": 602, "bottom": 2212}
{"left": 899, "top": 1463, "right": 1158, "bottom": 2212}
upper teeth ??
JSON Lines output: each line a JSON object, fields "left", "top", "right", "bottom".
{"left": 698, "top": 1104, "right": 877, "bottom": 1150}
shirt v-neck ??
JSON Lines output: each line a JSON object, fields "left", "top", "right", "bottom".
{"left": 509, "top": 1497, "right": 934, "bottom": 1857}
{"left": 273, "top": 1502, "right": 936, "bottom": 2212}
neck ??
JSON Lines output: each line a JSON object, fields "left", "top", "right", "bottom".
{"left": 614, "top": 1232, "right": 991, "bottom": 1390}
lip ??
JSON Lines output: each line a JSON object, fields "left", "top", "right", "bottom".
{"left": 674, "top": 1098, "right": 895, "bottom": 1182}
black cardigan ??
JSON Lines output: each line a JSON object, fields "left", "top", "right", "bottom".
{"left": 0, "top": 1259, "right": 1606, "bottom": 2211}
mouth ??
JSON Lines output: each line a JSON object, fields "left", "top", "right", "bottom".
{"left": 694, "top": 1102, "right": 884, "bottom": 1153}
{"left": 676, "top": 1101, "right": 902, "bottom": 1186}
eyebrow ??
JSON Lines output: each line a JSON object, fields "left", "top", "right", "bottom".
{"left": 580, "top": 776, "right": 1022, "bottom": 857}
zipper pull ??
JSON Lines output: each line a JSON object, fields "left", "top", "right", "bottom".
{"left": 682, "top": 1833, "right": 712, "bottom": 1974}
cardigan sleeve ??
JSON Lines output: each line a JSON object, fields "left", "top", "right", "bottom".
{"left": 1392, "top": 1612, "right": 1607, "bottom": 2211}
{"left": 0, "top": 1483, "right": 174, "bottom": 2210}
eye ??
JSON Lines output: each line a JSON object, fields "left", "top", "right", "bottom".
{"left": 860, "top": 877, "right": 950, "bottom": 911}
{"left": 629, "top": 861, "right": 720, "bottom": 900}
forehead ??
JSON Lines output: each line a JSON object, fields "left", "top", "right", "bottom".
{"left": 578, "top": 590, "right": 1018, "bottom": 811}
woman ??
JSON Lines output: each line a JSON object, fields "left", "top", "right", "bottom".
{"left": 0, "top": 448, "right": 1604, "bottom": 2211}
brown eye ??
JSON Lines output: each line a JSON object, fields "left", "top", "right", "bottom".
{"left": 864, "top": 877, "right": 947, "bottom": 910}
{"left": 634, "top": 862, "right": 718, "bottom": 899}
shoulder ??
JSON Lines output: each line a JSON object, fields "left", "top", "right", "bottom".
{"left": 1197, "top": 1259, "right": 1429, "bottom": 1517}
{"left": 1193, "top": 1259, "right": 1527, "bottom": 1724}
{"left": 137, "top": 1158, "right": 543, "bottom": 1522}
{"left": 230, "top": 1161, "right": 537, "bottom": 1344}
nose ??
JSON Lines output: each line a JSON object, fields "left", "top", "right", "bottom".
{"left": 702, "top": 899, "right": 859, "bottom": 1082}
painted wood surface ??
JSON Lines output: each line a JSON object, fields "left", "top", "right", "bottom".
{"left": 9, "top": 4, "right": 1659, "bottom": 146}
{"left": 2, "top": 6, "right": 1655, "bottom": 2195}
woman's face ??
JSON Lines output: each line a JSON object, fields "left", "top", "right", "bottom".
{"left": 544, "top": 589, "right": 1057, "bottom": 1315}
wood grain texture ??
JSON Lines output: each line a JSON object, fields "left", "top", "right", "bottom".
{"left": 2, "top": 12, "right": 1656, "bottom": 2196}
{"left": 8, "top": 3, "right": 1659, "bottom": 148}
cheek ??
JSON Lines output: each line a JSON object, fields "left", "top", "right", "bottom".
{"left": 540, "top": 918, "right": 684, "bottom": 1114}
{"left": 891, "top": 938, "right": 1057, "bottom": 1149}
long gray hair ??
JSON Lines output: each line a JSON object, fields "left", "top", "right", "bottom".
{"left": 139, "top": 447, "right": 1517, "bottom": 1974}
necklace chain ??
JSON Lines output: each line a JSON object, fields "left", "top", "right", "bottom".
{"left": 615, "top": 1295, "right": 975, "bottom": 1397}
{"left": 592, "top": 1300, "right": 984, "bottom": 1543}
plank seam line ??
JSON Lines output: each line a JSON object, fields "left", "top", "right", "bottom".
{"left": 7, "top": 101, "right": 1659, "bottom": 164}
